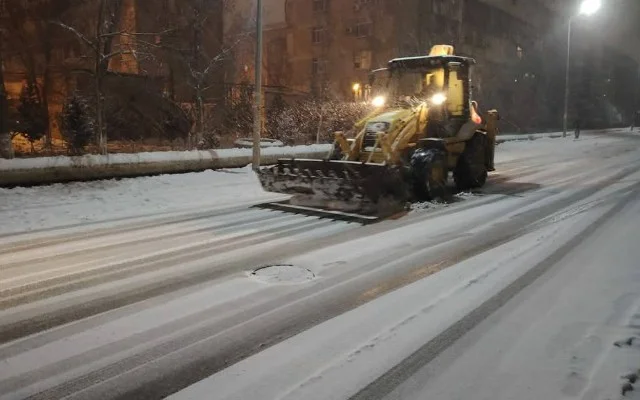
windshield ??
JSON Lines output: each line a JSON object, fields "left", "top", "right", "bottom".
{"left": 370, "top": 67, "right": 445, "bottom": 107}
{"left": 391, "top": 69, "right": 442, "bottom": 99}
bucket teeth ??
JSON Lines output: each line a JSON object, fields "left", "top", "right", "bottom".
{"left": 257, "top": 159, "right": 409, "bottom": 217}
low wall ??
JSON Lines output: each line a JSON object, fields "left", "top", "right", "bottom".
{"left": 1, "top": 129, "right": 626, "bottom": 187}
{"left": 0, "top": 145, "right": 333, "bottom": 187}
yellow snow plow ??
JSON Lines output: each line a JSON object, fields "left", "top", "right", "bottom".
{"left": 258, "top": 45, "right": 499, "bottom": 220}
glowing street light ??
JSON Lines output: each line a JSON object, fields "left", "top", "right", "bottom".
{"left": 579, "top": 0, "right": 602, "bottom": 16}
{"left": 563, "top": 0, "right": 602, "bottom": 137}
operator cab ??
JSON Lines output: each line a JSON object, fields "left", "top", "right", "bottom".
{"left": 370, "top": 45, "right": 481, "bottom": 139}
{"left": 390, "top": 55, "right": 477, "bottom": 137}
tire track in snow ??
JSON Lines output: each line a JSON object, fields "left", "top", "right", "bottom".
{"left": 0, "top": 159, "right": 557, "bottom": 326}
{"left": 0, "top": 211, "right": 316, "bottom": 307}
{"left": 351, "top": 179, "right": 640, "bottom": 400}
{"left": 0, "top": 208, "right": 284, "bottom": 268}
{"left": 0, "top": 211, "right": 359, "bottom": 344}
{"left": 86, "top": 159, "right": 640, "bottom": 399}
{"left": 0, "top": 135, "right": 638, "bottom": 399}
{"left": 0, "top": 197, "right": 287, "bottom": 252}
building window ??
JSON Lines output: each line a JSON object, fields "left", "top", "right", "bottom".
{"left": 312, "top": 27, "right": 326, "bottom": 44}
{"left": 312, "top": 58, "right": 327, "bottom": 75}
{"left": 355, "top": 19, "right": 373, "bottom": 37}
{"left": 354, "top": 0, "right": 375, "bottom": 10}
{"left": 516, "top": 45, "right": 524, "bottom": 59}
{"left": 313, "top": 0, "right": 327, "bottom": 12}
{"left": 354, "top": 50, "right": 372, "bottom": 70}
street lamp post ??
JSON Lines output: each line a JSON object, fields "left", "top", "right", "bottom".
{"left": 562, "top": 16, "right": 574, "bottom": 138}
{"left": 563, "top": 0, "right": 602, "bottom": 138}
{"left": 252, "top": 0, "right": 263, "bottom": 171}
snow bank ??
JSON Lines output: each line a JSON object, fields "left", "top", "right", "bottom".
{"left": 0, "top": 144, "right": 333, "bottom": 187}
{"left": 0, "top": 166, "right": 287, "bottom": 236}
{"left": 497, "top": 132, "right": 562, "bottom": 143}
{"left": 496, "top": 128, "right": 629, "bottom": 143}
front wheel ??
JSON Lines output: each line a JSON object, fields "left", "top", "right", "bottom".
{"left": 455, "top": 132, "right": 488, "bottom": 190}
{"left": 410, "top": 148, "right": 448, "bottom": 201}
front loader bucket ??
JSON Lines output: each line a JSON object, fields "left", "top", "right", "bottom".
{"left": 257, "top": 159, "right": 410, "bottom": 217}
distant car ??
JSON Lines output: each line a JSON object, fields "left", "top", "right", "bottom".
{"left": 234, "top": 138, "right": 284, "bottom": 148}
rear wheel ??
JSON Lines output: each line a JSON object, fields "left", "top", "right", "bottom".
{"left": 454, "top": 132, "right": 488, "bottom": 190}
{"left": 410, "top": 148, "right": 448, "bottom": 201}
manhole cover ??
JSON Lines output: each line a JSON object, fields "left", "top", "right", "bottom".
{"left": 250, "top": 265, "right": 315, "bottom": 284}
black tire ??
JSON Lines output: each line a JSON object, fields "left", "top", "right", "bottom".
{"left": 410, "top": 148, "right": 448, "bottom": 201}
{"left": 455, "top": 133, "right": 488, "bottom": 190}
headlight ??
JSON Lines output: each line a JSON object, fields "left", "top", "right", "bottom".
{"left": 371, "top": 96, "right": 386, "bottom": 108}
{"left": 430, "top": 93, "right": 447, "bottom": 106}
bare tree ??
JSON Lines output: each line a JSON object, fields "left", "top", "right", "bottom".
{"left": 158, "top": 0, "right": 249, "bottom": 148}
{"left": 53, "top": 0, "right": 162, "bottom": 154}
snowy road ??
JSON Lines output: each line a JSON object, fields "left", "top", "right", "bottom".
{"left": 1, "top": 130, "right": 640, "bottom": 400}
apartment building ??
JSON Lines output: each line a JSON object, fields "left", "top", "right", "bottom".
{"left": 227, "top": 0, "right": 637, "bottom": 129}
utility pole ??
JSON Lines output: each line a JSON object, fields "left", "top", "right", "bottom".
{"left": 252, "top": 0, "right": 263, "bottom": 171}
{"left": 633, "top": 61, "right": 640, "bottom": 131}
{"left": 0, "top": 28, "right": 13, "bottom": 159}
{"left": 563, "top": 0, "right": 602, "bottom": 137}
{"left": 562, "top": 17, "right": 573, "bottom": 138}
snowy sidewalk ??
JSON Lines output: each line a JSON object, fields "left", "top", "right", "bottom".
{"left": 0, "top": 144, "right": 333, "bottom": 187}
{"left": 0, "top": 166, "right": 284, "bottom": 236}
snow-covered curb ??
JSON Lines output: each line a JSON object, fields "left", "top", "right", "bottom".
{"left": 497, "top": 128, "right": 629, "bottom": 143}
{"left": 0, "top": 128, "right": 628, "bottom": 186}
{"left": 497, "top": 132, "right": 563, "bottom": 143}
{"left": 0, "top": 144, "right": 333, "bottom": 187}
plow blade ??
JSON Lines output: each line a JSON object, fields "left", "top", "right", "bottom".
{"left": 257, "top": 159, "right": 410, "bottom": 218}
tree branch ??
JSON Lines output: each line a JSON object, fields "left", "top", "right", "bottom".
{"left": 200, "top": 34, "right": 248, "bottom": 77}
{"left": 101, "top": 49, "right": 153, "bottom": 62}
{"left": 51, "top": 20, "right": 97, "bottom": 52}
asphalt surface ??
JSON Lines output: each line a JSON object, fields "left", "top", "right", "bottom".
{"left": 1, "top": 131, "right": 640, "bottom": 400}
